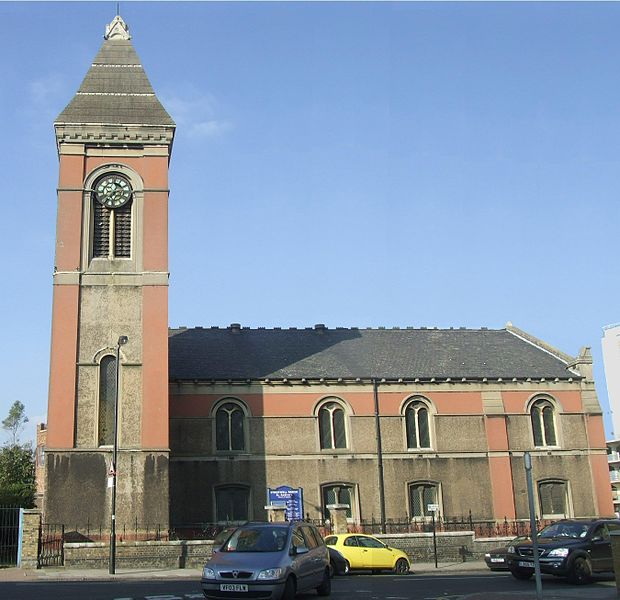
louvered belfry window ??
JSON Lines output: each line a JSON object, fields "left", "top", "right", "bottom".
{"left": 113, "top": 202, "right": 132, "bottom": 257}
{"left": 92, "top": 174, "right": 132, "bottom": 259}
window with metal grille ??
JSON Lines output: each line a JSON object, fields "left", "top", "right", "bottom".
{"left": 409, "top": 482, "right": 439, "bottom": 519}
{"left": 318, "top": 401, "right": 347, "bottom": 449}
{"left": 405, "top": 400, "right": 431, "bottom": 449}
{"left": 322, "top": 484, "right": 354, "bottom": 520}
{"left": 531, "top": 399, "right": 557, "bottom": 447}
{"left": 538, "top": 480, "right": 568, "bottom": 518}
{"left": 215, "top": 486, "right": 249, "bottom": 522}
{"left": 215, "top": 401, "right": 246, "bottom": 451}
{"left": 98, "top": 355, "right": 117, "bottom": 446}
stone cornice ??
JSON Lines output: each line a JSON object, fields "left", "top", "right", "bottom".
{"left": 54, "top": 123, "right": 175, "bottom": 150}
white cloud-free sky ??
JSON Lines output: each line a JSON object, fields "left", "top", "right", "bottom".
{"left": 1, "top": 1, "right": 619, "bottom": 443}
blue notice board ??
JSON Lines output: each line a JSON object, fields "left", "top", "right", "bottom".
{"left": 267, "top": 486, "right": 304, "bottom": 521}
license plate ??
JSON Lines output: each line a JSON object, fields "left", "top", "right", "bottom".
{"left": 220, "top": 584, "right": 248, "bottom": 592}
{"left": 490, "top": 558, "right": 504, "bottom": 563}
{"left": 518, "top": 561, "right": 534, "bottom": 568}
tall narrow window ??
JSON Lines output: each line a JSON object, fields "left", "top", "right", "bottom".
{"left": 405, "top": 400, "right": 431, "bottom": 449}
{"left": 215, "top": 401, "right": 246, "bottom": 451}
{"left": 322, "top": 484, "right": 355, "bottom": 521}
{"left": 92, "top": 173, "right": 133, "bottom": 259}
{"left": 318, "top": 401, "right": 347, "bottom": 449}
{"left": 98, "top": 355, "right": 117, "bottom": 446}
{"left": 538, "top": 480, "right": 568, "bottom": 518}
{"left": 215, "top": 486, "right": 250, "bottom": 522}
{"left": 531, "top": 399, "right": 557, "bottom": 447}
{"left": 409, "top": 482, "right": 440, "bottom": 519}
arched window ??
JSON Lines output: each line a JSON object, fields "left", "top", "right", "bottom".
{"left": 98, "top": 355, "right": 117, "bottom": 446}
{"left": 405, "top": 399, "right": 431, "bottom": 449}
{"left": 408, "top": 481, "right": 440, "bottom": 519}
{"left": 92, "top": 173, "right": 133, "bottom": 259}
{"left": 318, "top": 401, "right": 347, "bottom": 449}
{"left": 531, "top": 398, "right": 557, "bottom": 447}
{"left": 215, "top": 400, "right": 247, "bottom": 452}
{"left": 321, "top": 483, "right": 356, "bottom": 521}
{"left": 215, "top": 485, "right": 250, "bottom": 522}
{"left": 538, "top": 480, "right": 569, "bottom": 518}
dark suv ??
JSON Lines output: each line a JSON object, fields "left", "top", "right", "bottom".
{"left": 506, "top": 518, "right": 620, "bottom": 584}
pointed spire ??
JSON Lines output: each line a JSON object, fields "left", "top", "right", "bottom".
{"left": 55, "top": 15, "right": 174, "bottom": 150}
{"left": 105, "top": 15, "right": 131, "bottom": 41}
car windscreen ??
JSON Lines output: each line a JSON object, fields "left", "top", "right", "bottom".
{"left": 221, "top": 527, "right": 289, "bottom": 552}
{"left": 538, "top": 522, "right": 589, "bottom": 540}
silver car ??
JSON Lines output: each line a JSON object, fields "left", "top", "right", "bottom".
{"left": 201, "top": 521, "right": 331, "bottom": 600}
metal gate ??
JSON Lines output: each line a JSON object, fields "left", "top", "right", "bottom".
{"left": 0, "top": 507, "right": 20, "bottom": 566}
{"left": 38, "top": 524, "right": 64, "bottom": 567}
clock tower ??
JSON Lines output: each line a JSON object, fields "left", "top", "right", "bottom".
{"left": 45, "top": 15, "right": 175, "bottom": 529}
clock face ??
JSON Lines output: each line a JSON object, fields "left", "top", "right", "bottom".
{"left": 95, "top": 175, "right": 132, "bottom": 209}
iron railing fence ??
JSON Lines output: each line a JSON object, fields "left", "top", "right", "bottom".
{"left": 0, "top": 506, "right": 20, "bottom": 566}
{"left": 306, "top": 513, "right": 558, "bottom": 538}
{"left": 43, "top": 520, "right": 167, "bottom": 544}
{"left": 41, "top": 513, "right": 560, "bottom": 549}
{"left": 38, "top": 524, "right": 64, "bottom": 567}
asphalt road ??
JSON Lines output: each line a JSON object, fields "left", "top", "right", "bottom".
{"left": 0, "top": 572, "right": 616, "bottom": 600}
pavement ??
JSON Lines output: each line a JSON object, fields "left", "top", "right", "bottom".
{"left": 0, "top": 561, "right": 618, "bottom": 599}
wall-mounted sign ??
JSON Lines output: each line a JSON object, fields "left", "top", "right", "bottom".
{"left": 267, "top": 486, "right": 304, "bottom": 521}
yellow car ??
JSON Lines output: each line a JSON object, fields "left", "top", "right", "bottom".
{"left": 324, "top": 533, "right": 410, "bottom": 574}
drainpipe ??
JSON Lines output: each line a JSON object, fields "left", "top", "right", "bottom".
{"left": 373, "top": 379, "right": 387, "bottom": 534}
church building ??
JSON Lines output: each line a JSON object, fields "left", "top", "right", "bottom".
{"left": 43, "top": 16, "right": 613, "bottom": 533}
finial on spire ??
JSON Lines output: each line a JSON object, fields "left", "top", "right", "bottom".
{"left": 105, "top": 14, "right": 131, "bottom": 40}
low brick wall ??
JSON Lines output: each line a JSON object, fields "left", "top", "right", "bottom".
{"left": 19, "top": 509, "right": 42, "bottom": 569}
{"left": 62, "top": 532, "right": 511, "bottom": 569}
{"left": 64, "top": 539, "right": 214, "bottom": 569}
{"left": 376, "top": 532, "right": 475, "bottom": 562}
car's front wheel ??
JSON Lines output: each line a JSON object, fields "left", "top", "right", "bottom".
{"left": 394, "top": 558, "right": 410, "bottom": 575}
{"left": 281, "top": 576, "right": 296, "bottom": 600}
{"left": 568, "top": 556, "right": 592, "bottom": 585}
{"left": 316, "top": 568, "right": 331, "bottom": 596}
{"left": 510, "top": 567, "right": 534, "bottom": 580}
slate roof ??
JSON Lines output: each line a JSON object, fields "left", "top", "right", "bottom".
{"left": 55, "top": 38, "right": 174, "bottom": 126}
{"left": 168, "top": 326, "right": 577, "bottom": 381}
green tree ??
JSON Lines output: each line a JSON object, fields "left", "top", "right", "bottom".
{"left": 2, "top": 401, "right": 28, "bottom": 445}
{"left": 0, "top": 444, "right": 35, "bottom": 507}
{"left": 0, "top": 402, "right": 35, "bottom": 507}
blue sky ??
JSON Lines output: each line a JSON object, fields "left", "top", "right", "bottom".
{"left": 1, "top": 1, "right": 619, "bottom": 443}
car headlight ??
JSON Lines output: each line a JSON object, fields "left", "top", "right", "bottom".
{"left": 547, "top": 548, "right": 569, "bottom": 558}
{"left": 484, "top": 553, "right": 491, "bottom": 558}
{"left": 507, "top": 546, "right": 515, "bottom": 554}
{"left": 202, "top": 566, "right": 216, "bottom": 579}
{"left": 258, "top": 568, "right": 283, "bottom": 580}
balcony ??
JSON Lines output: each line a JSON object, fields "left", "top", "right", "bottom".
{"left": 610, "top": 471, "right": 620, "bottom": 483}
{"left": 609, "top": 452, "right": 620, "bottom": 463}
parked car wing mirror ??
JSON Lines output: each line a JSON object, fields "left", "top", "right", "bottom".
{"left": 291, "top": 545, "right": 309, "bottom": 556}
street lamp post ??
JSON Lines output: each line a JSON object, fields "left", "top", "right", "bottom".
{"left": 524, "top": 451, "right": 543, "bottom": 600}
{"left": 109, "top": 335, "right": 128, "bottom": 575}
